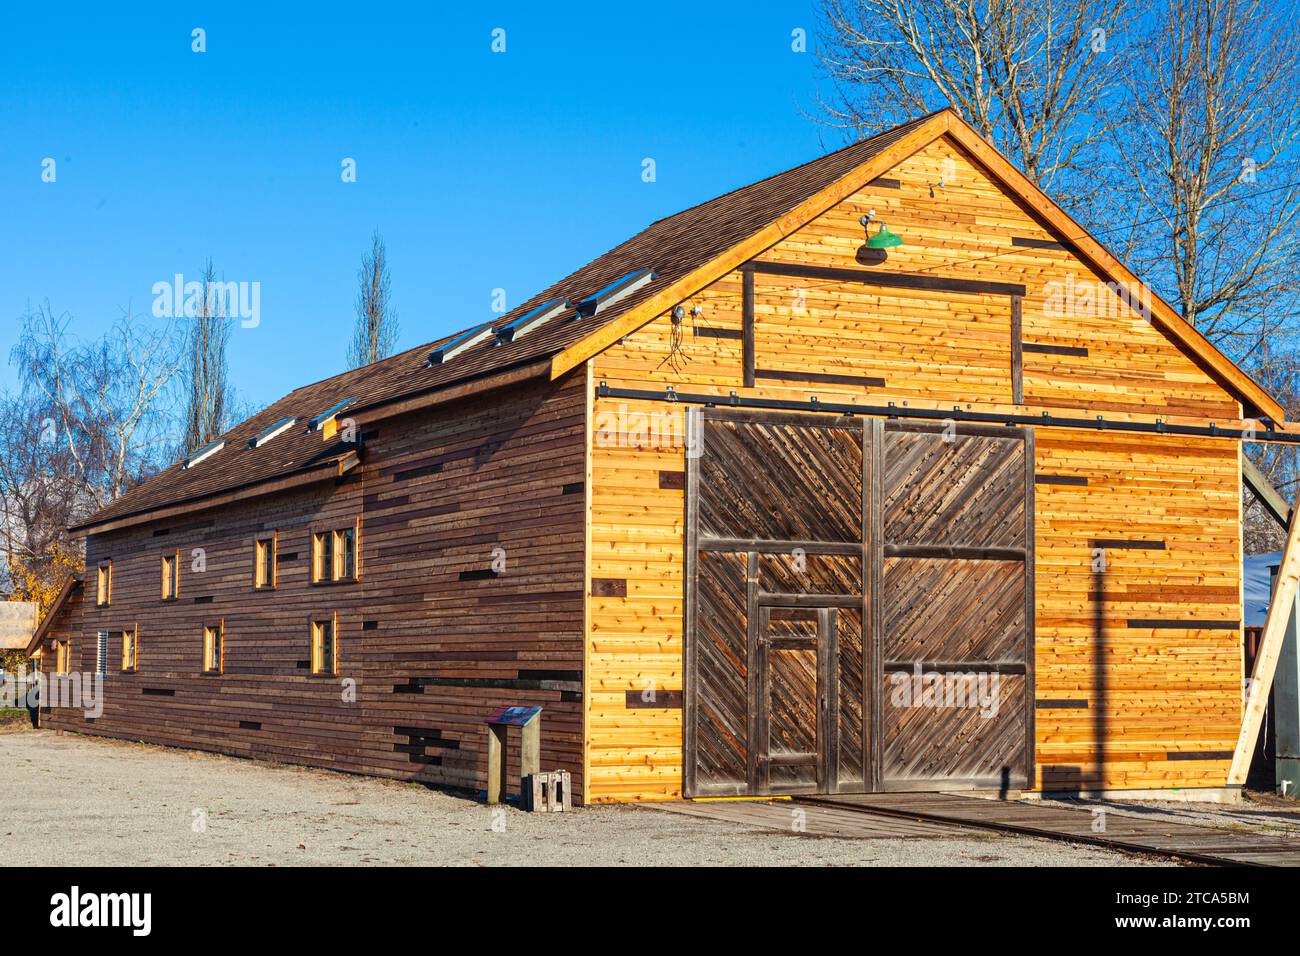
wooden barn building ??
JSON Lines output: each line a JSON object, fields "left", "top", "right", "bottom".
{"left": 32, "top": 110, "right": 1292, "bottom": 804}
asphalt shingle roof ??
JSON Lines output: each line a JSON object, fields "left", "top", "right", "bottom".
{"left": 76, "top": 114, "right": 939, "bottom": 532}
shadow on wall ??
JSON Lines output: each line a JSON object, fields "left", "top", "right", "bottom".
{"left": 1040, "top": 561, "right": 1107, "bottom": 795}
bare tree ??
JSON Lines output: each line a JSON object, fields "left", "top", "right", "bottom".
{"left": 1243, "top": 351, "right": 1300, "bottom": 553}
{"left": 0, "top": 395, "right": 88, "bottom": 606}
{"left": 1107, "top": 0, "right": 1300, "bottom": 553}
{"left": 181, "top": 260, "right": 234, "bottom": 453}
{"left": 1111, "top": 0, "right": 1300, "bottom": 363}
{"left": 815, "top": 0, "right": 1129, "bottom": 208}
{"left": 347, "top": 229, "right": 398, "bottom": 369}
{"left": 13, "top": 301, "right": 184, "bottom": 511}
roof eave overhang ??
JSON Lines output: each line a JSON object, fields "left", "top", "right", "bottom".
{"left": 26, "top": 573, "right": 83, "bottom": 656}
{"left": 69, "top": 356, "right": 557, "bottom": 539}
{"left": 70, "top": 451, "right": 361, "bottom": 538}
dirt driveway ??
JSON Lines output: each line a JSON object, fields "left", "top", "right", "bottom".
{"left": 0, "top": 729, "right": 1159, "bottom": 866}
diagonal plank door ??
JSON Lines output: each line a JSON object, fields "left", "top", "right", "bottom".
{"left": 684, "top": 409, "right": 1034, "bottom": 797}
{"left": 685, "top": 410, "right": 865, "bottom": 797}
{"left": 874, "top": 422, "right": 1035, "bottom": 791}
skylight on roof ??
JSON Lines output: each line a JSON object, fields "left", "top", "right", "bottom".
{"left": 307, "top": 398, "right": 354, "bottom": 432}
{"left": 574, "top": 268, "right": 657, "bottom": 319}
{"left": 182, "top": 440, "right": 225, "bottom": 470}
{"left": 426, "top": 323, "right": 493, "bottom": 365}
{"left": 249, "top": 417, "right": 297, "bottom": 449}
{"left": 496, "top": 298, "right": 570, "bottom": 345}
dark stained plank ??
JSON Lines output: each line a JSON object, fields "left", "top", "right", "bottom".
{"left": 1011, "top": 294, "right": 1023, "bottom": 405}
{"left": 754, "top": 368, "right": 886, "bottom": 389}
{"left": 40, "top": 372, "right": 590, "bottom": 802}
{"left": 742, "top": 267, "right": 756, "bottom": 388}
{"left": 749, "top": 259, "right": 1027, "bottom": 297}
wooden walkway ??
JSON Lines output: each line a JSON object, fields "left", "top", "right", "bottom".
{"left": 800, "top": 792, "right": 1300, "bottom": 866}
{"left": 646, "top": 799, "right": 964, "bottom": 840}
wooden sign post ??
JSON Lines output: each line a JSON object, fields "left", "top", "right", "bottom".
{"left": 484, "top": 705, "right": 542, "bottom": 805}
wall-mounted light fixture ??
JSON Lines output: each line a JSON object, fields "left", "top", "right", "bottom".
{"left": 861, "top": 211, "right": 903, "bottom": 249}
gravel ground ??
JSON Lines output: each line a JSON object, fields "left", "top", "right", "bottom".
{"left": 0, "top": 728, "right": 1163, "bottom": 866}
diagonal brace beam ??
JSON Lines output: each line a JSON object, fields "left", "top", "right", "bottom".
{"left": 1243, "top": 456, "right": 1292, "bottom": 529}
{"left": 1230, "top": 497, "right": 1300, "bottom": 785}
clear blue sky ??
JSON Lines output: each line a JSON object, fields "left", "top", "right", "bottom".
{"left": 0, "top": 2, "right": 833, "bottom": 410}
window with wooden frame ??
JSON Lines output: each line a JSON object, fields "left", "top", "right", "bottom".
{"left": 312, "top": 531, "right": 333, "bottom": 582}
{"left": 54, "top": 640, "right": 71, "bottom": 675}
{"left": 121, "top": 626, "right": 138, "bottom": 673}
{"left": 336, "top": 526, "right": 355, "bottom": 580}
{"left": 95, "top": 631, "right": 108, "bottom": 677}
{"left": 312, "top": 521, "right": 359, "bottom": 583}
{"left": 161, "top": 550, "right": 180, "bottom": 600}
{"left": 96, "top": 561, "right": 112, "bottom": 606}
{"left": 202, "top": 621, "right": 224, "bottom": 675}
{"left": 254, "top": 534, "right": 277, "bottom": 589}
{"left": 310, "top": 614, "right": 339, "bottom": 676}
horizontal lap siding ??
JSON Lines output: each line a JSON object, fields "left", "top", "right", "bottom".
{"left": 588, "top": 409, "right": 686, "bottom": 802}
{"left": 48, "top": 373, "right": 588, "bottom": 801}
{"left": 585, "top": 134, "right": 1244, "bottom": 802}
{"left": 1033, "top": 430, "right": 1241, "bottom": 790}
{"left": 33, "top": 594, "right": 80, "bottom": 672}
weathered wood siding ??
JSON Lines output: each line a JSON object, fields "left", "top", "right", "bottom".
{"left": 586, "top": 134, "right": 1245, "bottom": 802}
{"left": 48, "top": 373, "right": 588, "bottom": 800}
{"left": 33, "top": 587, "right": 81, "bottom": 673}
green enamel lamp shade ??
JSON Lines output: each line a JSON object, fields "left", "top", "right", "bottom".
{"left": 867, "top": 224, "right": 904, "bottom": 249}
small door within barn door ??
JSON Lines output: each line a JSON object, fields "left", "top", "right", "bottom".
{"left": 684, "top": 410, "right": 865, "bottom": 798}
{"left": 875, "top": 421, "right": 1035, "bottom": 791}
{"left": 754, "top": 606, "right": 838, "bottom": 794}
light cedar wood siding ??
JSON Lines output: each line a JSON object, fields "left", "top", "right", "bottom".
{"left": 50, "top": 372, "right": 588, "bottom": 801}
{"left": 584, "top": 134, "right": 1244, "bottom": 802}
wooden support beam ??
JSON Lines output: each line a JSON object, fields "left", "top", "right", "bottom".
{"left": 1243, "top": 455, "right": 1292, "bottom": 529}
{"left": 1229, "top": 505, "right": 1300, "bottom": 784}
{"left": 742, "top": 267, "right": 756, "bottom": 388}
{"left": 486, "top": 723, "right": 508, "bottom": 805}
{"left": 1010, "top": 294, "right": 1023, "bottom": 405}
{"left": 748, "top": 259, "right": 1027, "bottom": 297}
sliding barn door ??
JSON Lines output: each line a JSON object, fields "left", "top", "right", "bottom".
{"left": 875, "top": 422, "right": 1035, "bottom": 791}
{"left": 684, "top": 410, "right": 1034, "bottom": 797}
{"left": 684, "top": 411, "right": 866, "bottom": 797}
